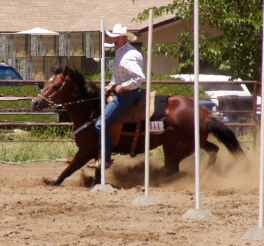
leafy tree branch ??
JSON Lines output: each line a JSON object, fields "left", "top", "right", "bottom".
{"left": 133, "top": 0, "right": 262, "bottom": 80}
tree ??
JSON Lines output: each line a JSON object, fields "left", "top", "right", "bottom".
{"left": 134, "top": 0, "right": 262, "bottom": 81}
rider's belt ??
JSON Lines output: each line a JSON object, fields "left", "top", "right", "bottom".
{"left": 121, "top": 87, "right": 139, "bottom": 93}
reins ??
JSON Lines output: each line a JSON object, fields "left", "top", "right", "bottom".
{"left": 71, "top": 120, "right": 96, "bottom": 139}
{"left": 37, "top": 93, "right": 100, "bottom": 108}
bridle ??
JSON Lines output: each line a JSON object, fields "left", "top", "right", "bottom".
{"left": 37, "top": 93, "right": 100, "bottom": 109}
{"left": 38, "top": 75, "right": 100, "bottom": 108}
{"left": 37, "top": 74, "right": 101, "bottom": 139}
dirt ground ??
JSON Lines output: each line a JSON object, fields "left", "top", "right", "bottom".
{"left": 1, "top": 148, "right": 264, "bottom": 246}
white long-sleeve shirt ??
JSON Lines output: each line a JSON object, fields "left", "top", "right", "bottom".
{"left": 110, "top": 42, "right": 145, "bottom": 90}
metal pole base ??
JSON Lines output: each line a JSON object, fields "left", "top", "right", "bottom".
{"left": 182, "top": 208, "right": 215, "bottom": 219}
{"left": 90, "top": 184, "right": 116, "bottom": 193}
{"left": 243, "top": 227, "right": 264, "bottom": 241}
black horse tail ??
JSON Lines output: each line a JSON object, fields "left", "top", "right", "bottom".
{"left": 206, "top": 117, "right": 247, "bottom": 159}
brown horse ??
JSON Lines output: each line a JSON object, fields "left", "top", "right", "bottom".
{"left": 32, "top": 66, "right": 247, "bottom": 186}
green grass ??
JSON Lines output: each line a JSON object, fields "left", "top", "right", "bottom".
{"left": 0, "top": 85, "right": 39, "bottom": 97}
{"left": 0, "top": 125, "right": 76, "bottom": 162}
{"left": 0, "top": 141, "right": 77, "bottom": 162}
{"left": 0, "top": 84, "right": 62, "bottom": 122}
{"left": 0, "top": 114, "right": 59, "bottom": 122}
{"left": 0, "top": 84, "right": 77, "bottom": 162}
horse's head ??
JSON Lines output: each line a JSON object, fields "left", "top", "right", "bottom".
{"left": 32, "top": 65, "right": 97, "bottom": 111}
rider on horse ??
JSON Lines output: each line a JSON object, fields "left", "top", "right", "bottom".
{"left": 90, "top": 23, "right": 146, "bottom": 169}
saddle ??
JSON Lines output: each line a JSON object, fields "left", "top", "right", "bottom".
{"left": 109, "top": 89, "right": 162, "bottom": 157}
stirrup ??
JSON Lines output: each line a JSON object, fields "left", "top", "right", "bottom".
{"left": 87, "top": 160, "right": 101, "bottom": 169}
{"left": 87, "top": 159, "right": 114, "bottom": 169}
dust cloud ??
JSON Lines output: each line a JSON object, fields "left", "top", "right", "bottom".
{"left": 105, "top": 148, "right": 260, "bottom": 192}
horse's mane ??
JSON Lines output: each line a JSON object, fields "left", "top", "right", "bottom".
{"left": 53, "top": 65, "right": 100, "bottom": 96}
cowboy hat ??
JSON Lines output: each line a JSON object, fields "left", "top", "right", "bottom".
{"left": 106, "top": 24, "right": 137, "bottom": 42}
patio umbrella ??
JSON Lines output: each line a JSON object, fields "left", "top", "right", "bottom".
{"left": 15, "top": 27, "right": 59, "bottom": 35}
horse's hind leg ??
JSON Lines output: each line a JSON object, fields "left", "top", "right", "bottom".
{"left": 201, "top": 140, "right": 219, "bottom": 167}
{"left": 162, "top": 143, "right": 182, "bottom": 174}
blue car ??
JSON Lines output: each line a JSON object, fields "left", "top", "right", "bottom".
{"left": 0, "top": 63, "right": 23, "bottom": 85}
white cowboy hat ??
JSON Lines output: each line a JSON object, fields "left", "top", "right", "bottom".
{"left": 106, "top": 24, "right": 137, "bottom": 42}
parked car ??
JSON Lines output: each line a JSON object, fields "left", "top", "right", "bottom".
{"left": 171, "top": 74, "right": 261, "bottom": 122}
{"left": 0, "top": 63, "right": 23, "bottom": 84}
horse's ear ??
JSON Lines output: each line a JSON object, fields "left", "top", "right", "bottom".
{"left": 62, "top": 65, "right": 69, "bottom": 77}
{"left": 53, "top": 64, "right": 63, "bottom": 75}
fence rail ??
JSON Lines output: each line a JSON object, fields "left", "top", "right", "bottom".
{"left": 0, "top": 79, "right": 259, "bottom": 146}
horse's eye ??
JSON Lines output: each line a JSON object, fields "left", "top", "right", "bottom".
{"left": 53, "top": 85, "right": 60, "bottom": 91}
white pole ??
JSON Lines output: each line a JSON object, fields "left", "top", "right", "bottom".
{"left": 182, "top": 0, "right": 213, "bottom": 219}
{"left": 242, "top": 2, "right": 264, "bottom": 238}
{"left": 194, "top": 0, "right": 201, "bottom": 210}
{"left": 258, "top": 0, "right": 264, "bottom": 227}
{"left": 100, "top": 19, "right": 106, "bottom": 185}
{"left": 144, "top": 9, "right": 153, "bottom": 196}
{"left": 132, "top": 9, "right": 160, "bottom": 205}
{"left": 91, "top": 20, "right": 115, "bottom": 193}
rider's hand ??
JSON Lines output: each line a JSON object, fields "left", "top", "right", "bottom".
{"left": 105, "top": 85, "right": 114, "bottom": 94}
{"left": 115, "top": 85, "right": 124, "bottom": 93}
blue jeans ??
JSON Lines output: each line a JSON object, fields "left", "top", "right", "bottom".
{"left": 95, "top": 89, "right": 140, "bottom": 163}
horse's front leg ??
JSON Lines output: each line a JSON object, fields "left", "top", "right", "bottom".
{"left": 44, "top": 148, "right": 95, "bottom": 186}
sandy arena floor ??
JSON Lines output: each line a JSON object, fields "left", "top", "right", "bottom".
{"left": 0, "top": 150, "right": 264, "bottom": 246}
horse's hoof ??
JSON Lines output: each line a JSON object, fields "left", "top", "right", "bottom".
{"left": 42, "top": 177, "right": 60, "bottom": 186}
{"left": 48, "top": 181, "right": 60, "bottom": 186}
